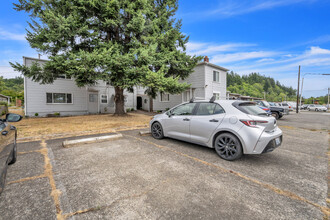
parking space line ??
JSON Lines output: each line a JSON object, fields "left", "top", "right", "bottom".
{"left": 125, "top": 134, "right": 330, "bottom": 217}
{"left": 40, "top": 140, "right": 64, "bottom": 220}
{"left": 7, "top": 174, "right": 47, "bottom": 185}
{"left": 17, "top": 149, "right": 43, "bottom": 155}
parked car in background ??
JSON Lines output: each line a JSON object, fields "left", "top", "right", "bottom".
{"left": 301, "top": 104, "right": 309, "bottom": 110}
{"left": 255, "top": 100, "right": 286, "bottom": 119}
{"left": 150, "top": 99, "right": 283, "bottom": 161}
{"left": 0, "top": 113, "right": 22, "bottom": 195}
{"left": 307, "top": 104, "right": 327, "bottom": 112}
{"left": 269, "top": 102, "right": 290, "bottom": 115}
{"left": 278, "top": 103, "right": 293, "bottom": 111}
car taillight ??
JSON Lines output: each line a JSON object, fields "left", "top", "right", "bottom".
{"left": 240, "top": 120, "right": 268, "bottom": 127}
{"left": 264, "top": 108, "right": 269, "bottom": 111}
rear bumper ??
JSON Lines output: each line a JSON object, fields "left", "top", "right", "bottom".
{"left": 262, "top": 135, "right": 282, "bottom": 153}
{"left": 252, "top": 127, "right": 283, "bottom": 154}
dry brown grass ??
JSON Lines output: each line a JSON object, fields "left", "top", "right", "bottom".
{"left": 9, "top": 109, "right": 151, "bottom": 138}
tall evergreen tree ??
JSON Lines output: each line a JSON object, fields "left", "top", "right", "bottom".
{"left": 11, "top": 0, "right": 201, "bottom": 114}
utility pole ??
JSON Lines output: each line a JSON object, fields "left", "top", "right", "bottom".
{"left": 328, "top": 87, "right": 330, "bottom": 109}
{"left": 263, "top": 92, "right": 266, "bottom": 100}
{"left": 299, "top": 77, "right": 304, "bottom": 109}
{"left": 296, "top": 65, "right": 300, "bottom": 113}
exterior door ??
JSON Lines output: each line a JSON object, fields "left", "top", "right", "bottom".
{"left": 163, "top": 103, "right": 197, "bottom": 142}
{"left": 190, "top": 103, "right": 226, "bottom": 144}
{"left": 88, "top": 92, "right": 98, "bottom": 114}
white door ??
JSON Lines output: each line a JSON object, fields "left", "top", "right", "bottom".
{"left": 88, "top": 92, "right": 98, "bottom": 114}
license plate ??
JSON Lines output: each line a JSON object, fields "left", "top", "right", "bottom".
{"left": 275, "top": 137, "right": 281, "bottom": 145}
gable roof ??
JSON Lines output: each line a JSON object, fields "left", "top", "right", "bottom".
{"left": 0, "top": 94, "right": 10, "bottom": 100}
{"left": 197, "top": 61, "right": 229, "bottom": 72}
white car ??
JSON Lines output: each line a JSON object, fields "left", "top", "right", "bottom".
{"left": 307, "top": 105, "right": 327, "bottom": 112}
{"left": 150, "top": 98, "right": 283, "bottom": 161}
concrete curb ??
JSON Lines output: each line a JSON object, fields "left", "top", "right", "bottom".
{"left": 62, "top": 133, "right": 123, "bottom": 148}
{"left": 139, "top": 131, "right": 151, "bottom": 136}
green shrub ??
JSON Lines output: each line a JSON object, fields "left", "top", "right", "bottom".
{"left": 54, "top": 112, "right": 60, "bottom": 116}
{"left": 126, "top": 108, "right": 131, "bottom": 112}
{"left": 1, "top": 110, "right": 6, "bottom": 116}
{"left": 35, "top": 113, "right": 39, "bottom": 117}
{"left": 131, "top": 108, "right": 134, "bottom": 111}
{"left": 157, "top": 110, "right": 162, "bottom": 113}
{"left": 0, "top": 101, "right": 8, "bottom": 107}
{"left": 165, "top": 108, "right": 170, "bottom": 111}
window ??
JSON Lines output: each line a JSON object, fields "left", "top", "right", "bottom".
{"left": 213, "top": 93, "right": 220, "bottom": 100}
{"left": 46, "top": 93, "right": 73, "bottom": 104}
{"left": 101, "top": 94, "right": 108, "bottom": 104}
{"left": 89, "top": 94, "right": 97, "bottom": 102}
{"left": 183, "top": 91, "right": 190, "bottom": 102}
{"left": 171, "top": 103, "right": 196, "bottom": 116}
{"left": 196, "top": 103, "right": 225, "bottom": 115}
{"left": 160, "top": 93, "right": 170, "bottom": 102}
{"left": 213, "top": 71, "right": 220, "bottom": 82}
{"left": 57, "top": 74, "right": 71, "bottom": 80}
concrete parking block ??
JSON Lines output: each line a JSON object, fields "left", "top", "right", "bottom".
{"left": 62, "top": 133, "right": 123, "bottom": 148}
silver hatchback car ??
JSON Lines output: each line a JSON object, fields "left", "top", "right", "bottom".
{"left": 150, "top": 99, "right": 283, "bottom": 161}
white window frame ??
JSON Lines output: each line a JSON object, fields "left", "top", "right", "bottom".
{"left": 56, "top": 74, "right": 72, "bottom": 80}
{"left": 213, "top": 70, "right": 220, "bottom": 83}
{"left": 213, "top": 92, "right": 220, "bottom": 100}
{"left": 100, "top": 94, "right": 108, "bottom": 104}
{"left": 46, "top": 92, "right": 73, "bottom": 104}
{"left": 160, "top": 93, "right": 170, "bottom": 102}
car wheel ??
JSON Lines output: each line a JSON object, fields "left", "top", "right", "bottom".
{"left": 214, "top": 133, "right": 243, "bottom": 161}
{"left": 315, "top": 109, "right": 317, "bottom": 111}
{"left": 8, "top": 141, "right": 17, "bottom": 165}
{"left": 151, "top": 122, "right": 164, "bottom": 139}
{"left": 271, "top": 112, "right": 279, "bottom": 120}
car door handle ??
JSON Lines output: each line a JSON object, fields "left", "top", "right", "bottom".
{"left": 183, "top": 118, "right": 190, "bottom": 121}
{"left": 2, "top": 131, "right": 8, "bottom": 136}
{"left": 209, "top": 119, "right": 219, "bottom": 122}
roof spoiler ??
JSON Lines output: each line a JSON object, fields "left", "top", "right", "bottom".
{"left": 209, "top": 95, "right": 216, "bottom": 103}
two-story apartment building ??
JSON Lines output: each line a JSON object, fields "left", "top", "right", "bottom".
{"left": 23, "top": 56, "right": 228, "bottom": 116}
{"left": 137, "top": 56, "right": 228, "bottom": 112}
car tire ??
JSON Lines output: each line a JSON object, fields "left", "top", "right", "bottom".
{"left": 214, "top": 133, "right": 243, "bottom": 161}
{"left": 151, "top": 122, "right": 164, "bottom": 139}
{"left": 279, "top": 115, "right": 283, "bottom": 119}
{"left": 8, "top": 142, "right": 17, "bottom": 165}
{"left": 272, "top": 112, "right": 279, "bottom": 120}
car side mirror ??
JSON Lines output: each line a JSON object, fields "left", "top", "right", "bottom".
{"left": 6, "top": 113, "right": 23, "bottom": 122}
{"left": 166, "top": 111, "right": 172, "bottom": 117}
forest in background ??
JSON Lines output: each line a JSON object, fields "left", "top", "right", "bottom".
{"left": 0, "top": 76, "right": 24, "bottom": 104}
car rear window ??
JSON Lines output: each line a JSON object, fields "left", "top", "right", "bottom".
{"left": 282, "top": 103, "right": 288, "bottom": 106}
{"left": 235, "top": 103, "right": 268, "bottom": 116}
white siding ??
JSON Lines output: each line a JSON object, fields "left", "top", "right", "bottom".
{"left": 24, "top": 57, "right": 136, "bottom": 116}
{"left": 152, "top": 93, "right": 182, "bottom": 112}
{"left": 204, "top": 65, "right": 227, "bottom": 100}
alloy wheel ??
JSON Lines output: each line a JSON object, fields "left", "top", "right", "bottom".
{"left": 151, "top": 122, "right": 163, "bottom": 139}
{"left": 215, "top": 134, "right": 242, "bottom": 160}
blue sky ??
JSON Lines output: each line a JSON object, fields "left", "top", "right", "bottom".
{"left": 0, "top": 0, "right": 329, "bottom": 97}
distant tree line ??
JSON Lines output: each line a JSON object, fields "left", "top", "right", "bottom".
{"left": 0, "top": 76, "right": 24, "bottom": 104}
{"left": 227, "top": 71, "right": 297, "bottom": 102}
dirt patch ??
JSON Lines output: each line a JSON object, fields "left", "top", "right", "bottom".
{"left": 10, "top": 112, "right": 151, "bottom": 138}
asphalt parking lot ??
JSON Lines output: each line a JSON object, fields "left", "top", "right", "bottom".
{"left": 0, "top": 111, "right": 329, "bottom": 219}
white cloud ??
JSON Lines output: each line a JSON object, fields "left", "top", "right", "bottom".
{"left": 0, "top": 28, "right": 26, "bottom": 41}
{"left": 186, "top": 42, "right": 255, "bottom": 56}
{"left": 182, "top": 0, "right": 318, "bottom": 20}
{"left": 211, "top": 51, "right": 278, "bottom": 63}
{"left": 0, "top": 66, "right": 22, "bottom": 78}
{"left": 308, "top": 46, "right": 330, "bottom": 55}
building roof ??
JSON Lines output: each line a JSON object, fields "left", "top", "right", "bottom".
{"left": 197, "top": 61, "right": 229, "bottom": 72}
{"left": 0, "top": 94, "right": 10, "bottom": 99}
{"left": 23, "top": 56, "right": 49, "bottom": 62}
